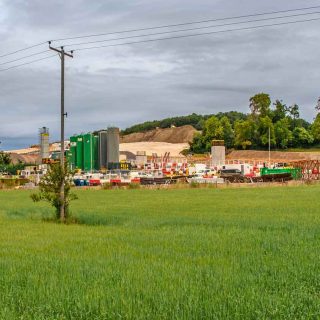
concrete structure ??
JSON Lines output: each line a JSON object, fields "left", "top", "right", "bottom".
{"left": 39, "top": 127, "right": 49, "bottom": 163}
{"left": 211, "top": 140, "right": 225, "bottom": 166}
{"left": 107, "top": 127, "right": 120, "bottom": 165}
{"left": 136, "top": 151, "right": 147, "bottom": 166}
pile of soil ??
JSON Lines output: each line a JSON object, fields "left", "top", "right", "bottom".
{"left": 121, "top": 125, "right": 198, "bottom": 144}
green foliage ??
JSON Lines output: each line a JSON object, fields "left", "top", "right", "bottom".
{"left": 274, "top": 118, "right": 293, "bottom": 148}
{"left": 1, "top": 186, "right": 320, "bottom": 318}
{"left": 272, "top": 100, "right": 287, "bottom": 122}
{"left": 292, "top": 127, "right": 314, "bottom": 147}
{"left": 190, "top": 93, "right": 319, "bottom": 152}
{"left": 0, "top": 162, "right": 26, "bottom": 175}
{"left": 122, "top": 93, "right": 319, "bottom": 152}
{"left": 249, "top": 93, "right": 271, "bottom": 117}
{"left": 189, "top": 116, "right": 235, "bottom": 152}
{"left": 0, "top": 151, "right": 11, "bottom": 165}
{"left": 288, "top": 103, "right": 300, "bottom": 121}
{"left": 215, "top": 111, "right": 248, "bottom": 124}
{"left": 219, "top": 116, "right": 234, "bottom": 148}
{"left": 311, "top": 114, "right": 320, "bottom": 142}
{"left": 234, "top": 119, "right": 256, "bottom": 149}
{"left": 257, "top": 116, "right": 275, "bottom": 146}
{"left": 31, "top": 163, "right": 77, "bottom": 221}
{"left": 122, "top": 112, "right": 247, "bottom": 135}
{"left": 188, "top": 132, "right": 205, "bottom": 153}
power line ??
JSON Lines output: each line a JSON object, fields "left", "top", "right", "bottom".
{"left": 0, "top": 41, "right": 47, "bottom": 59}
{"left": 74, "top": 16, "right": 320, "bottom": 52}
{"left": 51, "top": 5, "right": 320, "bottom": 43}
{"left": 2, "top": 9, "right": 320, "bottom": 71}
{"left": 3, "top": 8, "right": 305, "bottom": 68}
{"left": 0, "top": 54, "right": 57, "bottom": 72}
{"left": 0, "top": 50, "right": 50, "bottom": 66}
{"left": 63, "top": 10, "right": 320, "bottom": 48}
{"left": 1, "top": 5, "right": 319, "bottom": 61}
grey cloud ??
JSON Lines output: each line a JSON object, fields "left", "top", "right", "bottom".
{"left": 1, "top": 0, "right": 320, "bottom": 149}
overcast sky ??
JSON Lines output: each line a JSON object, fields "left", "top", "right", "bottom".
{"left": 1, "top": 0, "right": 320, "bottom": 150}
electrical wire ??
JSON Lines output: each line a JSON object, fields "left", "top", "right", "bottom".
{"left": 5, "top": 9, "right": 315, "bottom": 66}
{"left": 63, "top": 10, "right": 320, "bottom": 48}
{"left": 0, "top": 41, "right": 47, "bottom": 59}
{"left": 73, "top": 16, "right": 320, "bottom": 52}
{"left": 51, "top": 5, "right": 320, "bottom": 42}
{"left": 2, "top": 6, "right": 320, "bottom": 71}
{"left": 0, "top": 50, "right": 50, "bottom": 66}
{"left": 1, "top": 5, "right": 320, "bottom": 61}
{"left": 0, "top": 54, "right": 57, "bottom": 72}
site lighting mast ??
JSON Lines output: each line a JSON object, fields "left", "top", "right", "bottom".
{"left": 48, "top": 41, "right": 73, "bottom": 221}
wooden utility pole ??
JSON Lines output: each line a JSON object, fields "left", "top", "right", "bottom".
{"left": 49, "top": 42, "right": 73, "bottom": 221}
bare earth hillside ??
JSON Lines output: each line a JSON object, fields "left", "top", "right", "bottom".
{"left": 227, "top": 150, "right": 320, "bottom": 161}
{"left": 120, "top": 125, "right": 198, "bottom": 144}
{"left": 120, "top": 142, "right": 188, "bottom": 157}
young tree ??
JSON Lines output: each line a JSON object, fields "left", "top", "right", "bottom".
{"left": 31, "top": 163, "right": 77, "bottom": 222}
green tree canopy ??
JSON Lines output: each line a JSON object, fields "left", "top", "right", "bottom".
{"left": 272, "top": 100, "right": 287, "bottom": 122}
{"left": 219, "top": 116, "right": 234, "bottom": 148}
{"left": 234, "top": 119, "right": 256, "bottom": 149}
{"left": 274, "top": 118, "right": 293, "bottom": 149}
{"left": 0, "top": 151, "right": 11, "bottom": 165}
{"left": 311, "top": 114, "right": 320, "bottom": 142}
{"left": 249, "top": 93, "right": 271, "bottom": 118}
{"left": 292, "top": 127, "right": 314, "bottom": 147}
{"left": 257, "top": 116, "right": 276, "bottom": 146}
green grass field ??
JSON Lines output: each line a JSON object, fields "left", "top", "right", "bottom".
{"left": 1, "top": 186, "right": 320, "bottom": 319}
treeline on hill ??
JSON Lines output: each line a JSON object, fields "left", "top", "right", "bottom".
{"left": 190, "top": 93, "right": 320, "bottom": 153}
{"left": 0, "top": 151, "right": 25, "bottom": 175}
{"left": 121, "top": 111, "right": 247, "bottom": 135}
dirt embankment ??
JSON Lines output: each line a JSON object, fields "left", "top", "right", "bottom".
{"left": 227, "top": 150, "right": 320, "bottom": 161}
{"left": 121, "top": 125, "right": 198, "bottom": 144}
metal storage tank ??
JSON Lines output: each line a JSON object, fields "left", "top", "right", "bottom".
{"left": 66, "top": 150, "right": 72, "bottom": 168}
{"left": 99, "top": 131, "right": 108, "bottom": 170}
{"left": 69, "top": 136, "right": 77, "bottom": 170}
{"left": 39, "top": 127, "right": 49, "bottom": 163}
{"left": 76, "top": 135, "right": 84, "bottom": 170}
{"left": 107, "top": 127, "right": 120, "bottom": 166}
{"left": 93, "top": 135, "right": 99, "bottom": 171}
{"left": 83, "top": 133, "right": 94, "bottom": 172}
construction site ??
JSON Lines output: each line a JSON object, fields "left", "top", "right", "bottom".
{"left": 2, "top": 125, "right": 320, "bottom": 188}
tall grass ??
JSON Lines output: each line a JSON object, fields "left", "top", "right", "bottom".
{"left": 0, "top": 186, "right": 320, "bottom": 319}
